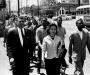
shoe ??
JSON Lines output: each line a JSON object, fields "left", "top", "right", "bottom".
{"left": 9, "top": 68, "right": 13, "bottom": 71}
{"left": 37, "top": 69, "right": 40, "bottom": 74}
{"left": 74, "top": 70, "right": 80, "bottom": 75}
{"left": 62, "top": 64, "right": 69, "bottom": 68}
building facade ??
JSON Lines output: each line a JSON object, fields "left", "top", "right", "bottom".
{"left": 58, "top": 0, "right": 89, "bottom": 15}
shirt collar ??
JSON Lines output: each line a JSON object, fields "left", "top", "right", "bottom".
{"left": 77, "top": 29, "right": 83, "bottom": 34}
{"left": 48, "top": 35, "right": 57, "bottom": 40}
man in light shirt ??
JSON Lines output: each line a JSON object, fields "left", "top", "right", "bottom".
{"left": 69, "top": 19, "right": 90, "bottom": 75}
{"left": 57, "top": 16, "right": 68, "bottom": 68}
{"left": 35, "top": 18, "right": 49, "bottom": 74}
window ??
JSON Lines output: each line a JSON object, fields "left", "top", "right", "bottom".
{"left": 84, "top": 8, "right": 87, "bottom": 14}
{"left": 86, "top": 8, "right": 90, "bottom": 14}
{"left": 80, "top": 9, "right": 83, "bottom": 14}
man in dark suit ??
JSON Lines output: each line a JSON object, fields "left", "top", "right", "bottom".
{"left": 69, "top": 19, "right": 90, "bottom": 75}
{"left": 24, "top": 21, "right": 36, "bottom": 62}
{"left": 6, "top": 17, "right": 30, "bottom": 75}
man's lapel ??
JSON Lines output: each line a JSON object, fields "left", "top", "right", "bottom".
{"left": 77, "top": 33, "right": 82, "bottom": 41}
{"left": 82, "top": 31, "right": 86, "bottom": 41}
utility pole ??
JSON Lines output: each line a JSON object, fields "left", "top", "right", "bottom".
{"left": 21, "top": 0, "right": 22, "bottom": 9}
{"left": 37, "top": 0, "right": 39, "bottom": 17}
{"left": 78, "top": 0, "right": 80, "bottom": 6}
{"left": 26, "top": 0, "right": 28, "bottom": 15}
{"left": 20, "top": 0, "right": 22, "bottom": 14}
{"left": 8, "top": 0, "right": 11, "bottom": 15}
{"left": 18, "top": 0, "right": 20, "bottom": 16}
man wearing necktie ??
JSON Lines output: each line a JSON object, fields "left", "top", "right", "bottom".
{"left": 6, "top": 17, "right": 30, "bottom": 75}
{"left": 24, "top": 21, "right": 35, "bottom": 63}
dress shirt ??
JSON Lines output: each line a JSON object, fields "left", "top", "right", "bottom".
{"left": 17, "top": 27, "right": 23, "bottom": 46}
{"left": 77, "top": 30, "right": 83, "bottom": 40}
{"left": 42, "top": 35, "right": 62, "bottom": 59}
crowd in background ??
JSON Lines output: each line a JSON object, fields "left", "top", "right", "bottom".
{"left": 3, "top": 14, "right": 90, "bottom": 75}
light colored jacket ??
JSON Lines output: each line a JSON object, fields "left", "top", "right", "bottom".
{"left": 69, "top": 29, "right": 90, "bottom": 61}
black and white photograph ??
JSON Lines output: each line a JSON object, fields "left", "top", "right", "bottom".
{"left": 0, "top": 0, "right": 90, "bottom": 75}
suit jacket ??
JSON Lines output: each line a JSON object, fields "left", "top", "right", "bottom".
{"left": 6, "top": 27, "right": 29, "bottom": 62}
{"left": 6, "top": 26, "right": 30, "bottom": 75}
{"left": 69, "top": 29, "right": 90, "bottom": 61}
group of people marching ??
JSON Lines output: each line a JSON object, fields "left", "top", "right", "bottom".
{"left": 3, "top": 14, "right": 90, "bottom": 75}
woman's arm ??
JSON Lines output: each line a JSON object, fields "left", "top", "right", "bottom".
{"left": 57, "top": 38, "right": 63, "bottom": 57}
{"left": 42, "top": 38, "right": 47, "bottom": 62}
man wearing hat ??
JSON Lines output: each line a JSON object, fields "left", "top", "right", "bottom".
{"left": 68, "top": 18, "right": 90, "bottom": 75}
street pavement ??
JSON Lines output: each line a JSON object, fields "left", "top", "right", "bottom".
{"left": 0, "top": 19, "right": 90, "bottom": 75}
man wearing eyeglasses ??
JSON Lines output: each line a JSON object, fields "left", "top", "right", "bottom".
{"left": 68, "top": 18, "right": 90, "bottom": 75}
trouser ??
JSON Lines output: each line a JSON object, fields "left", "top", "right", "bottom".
{"left": 37, "top": 46, "right": 42, "bottom": 73}
{"left": 12, "top": 65, "right": 29, "bottom": 75}
{"left": 45, "top": 58, "right": 61, "bottom": 75}
{"left": 12, "top": 56, "right": 30, "bottom": 75}
{"left": 28, "top": 41, "right": 36, "bottom": 61}
{"left": 61, "top": 48, "right": 67, "bottom": 67}
{"left": 12, "top": 60, "right": 24, "bottom": 75}
{"left": 74, "top": 58, "right": 84, "bottom": 75}
{"left": 28, "top": 46, "right": 34, "bottom": 60}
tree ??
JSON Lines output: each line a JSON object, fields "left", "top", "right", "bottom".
{"left": 29, "top": 5, "right": 41, "bottom": 16}
{"left": 40, "top": 0, "right": 57, "bottom": 9}
{"left": 40, "top": 0, "right": 57, "bottom": 16}
{"left": 78, "top": 0, "right": 80, "bottom": 6}
{"left": 0, "top": 0, "right": 6, "bottom": 9}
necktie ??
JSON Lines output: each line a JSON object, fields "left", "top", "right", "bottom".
{"left": 21, "top": 29, "right": 24, "bottom": 38}
{"left": 17, "top": 28, "right": 23, "bottom": 46}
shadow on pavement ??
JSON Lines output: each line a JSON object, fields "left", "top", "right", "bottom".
{"left": 40, "top": 73, "right": 46, "bottom": 75}
{"left": 30, "top": 68, "right": 34, "bottom": 73}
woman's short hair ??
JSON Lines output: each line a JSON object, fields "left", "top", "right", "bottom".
{"left": 47, "top": 23, "right": 58, "bottom": 35}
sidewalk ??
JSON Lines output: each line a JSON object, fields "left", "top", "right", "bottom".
{"left": 29, "top": 60, "right": 75, "bottom": 75}
{"left": 30, "top": 61, "right": 46, "bottom": 75}
{"left": 29, "top": 54, "right": 90, "bottom": 75}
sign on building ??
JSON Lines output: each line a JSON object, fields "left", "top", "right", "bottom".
{"left": 82, "top": 0, "right": 89, "bottom": 3}
{"left": 61, "top": 0, "right": 78, "bottom": 4}
{"left": 61, "top": 0, "right": 89, "bottom": 4}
